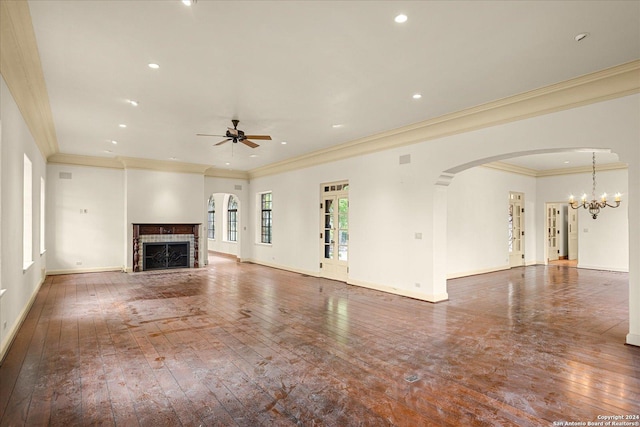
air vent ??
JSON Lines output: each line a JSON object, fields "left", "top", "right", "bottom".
{"left": 59, "top": 172, "right": 72, "bottom": 179}
{"left": 234, "top": 184, "right": 242, "bottom": 190}
{"left": 399, "top": 154, "right": 411, "bottom": 165}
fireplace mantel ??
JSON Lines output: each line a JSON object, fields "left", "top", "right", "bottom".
{"left": 133, "top": 223, "right": 200, "bottom": 272}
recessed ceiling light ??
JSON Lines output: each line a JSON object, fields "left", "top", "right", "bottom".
{"left": 249, "top": 154, "right": 258, "bottom": 158}
{"left": 148, "top": 63, "right": 160, "bottom": 69}
{"left": 111, "top": 140, "right": 118, "bottom": 145}
{"left": 563, "top": 160, "right": 570, "bottom": 164}
{"left": 119, "top": 124, "right": 127, "bottom": 128}
{"left": 412, "top": 93, "right": 422, "bottom": 99}
{"left": 574, "top": 32, "right": 589, "bottom": 42}
{"left": 281, "top": 141, "right": 287, "bottom": 145}
{"left": 127, "top": 100, "right": 138, "bottom": 106}
{"left": 181, "top": 0, "right": 194, "bottom": 5}
{"left": 103, "top": 150, "right": 112, "bottom": 153}
{"left": 169, "top": 157, "right": 178, "bottom": 160}
{"left": 225, "top": 162, "right": 231, "bottom": 165}
{"left": 395, "top": 14, "right": 408, "bottom": 23}
{"left": 331, "top": 124, "right": 343, "bottom": 128}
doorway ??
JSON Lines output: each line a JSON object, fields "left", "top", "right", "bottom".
{"left": 320, "top": 181, "right": 349, "bottom": 282}
{"left": 508, "top": 192, "right": 525, "bottom": 267}
{"left": 546, "top": 202, "right": 576, "bottom": 266}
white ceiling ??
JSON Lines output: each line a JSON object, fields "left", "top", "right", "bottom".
{"left": 27, "top": 1, "right": 640, "bottom": 172}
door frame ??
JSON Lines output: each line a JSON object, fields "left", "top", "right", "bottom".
{"left": 319, "top": 181, "right": 349, "bottom": 282}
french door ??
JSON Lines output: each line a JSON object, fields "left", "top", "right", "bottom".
{"left": 508, "top": 192, "right": 525, "bottom": 267}
{"left": 547, "top": 203, "right": 560, "bottom": 262}
{"left": 320, "top": 182, "right": 349, "bottom": 282}
{"left": 568, "top": 208, "right": 578, "bottom": 260}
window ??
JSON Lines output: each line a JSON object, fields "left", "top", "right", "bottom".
{"left": 23, "top": 154, "right": 33, "bottom": 269}
{"left": 40, "top": 176, "right": 45, "bottom": 254}
{"left": 227, "top": 195, "right": 238, "bottom": 242}
{"left": 207, "top": 196, "right": 215, "bottom": 239}
{"left": 260, "top": 192, "right": 272, "bottom": 244}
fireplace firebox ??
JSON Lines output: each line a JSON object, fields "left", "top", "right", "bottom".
{"left": 132, "top": 223, "right": 200, "bottom": 272}
{"left": 143, "top": 242, "right": 190, "bottom": 271}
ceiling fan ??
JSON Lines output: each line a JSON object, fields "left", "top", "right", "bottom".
{"left": 197, "top": 119, "right": 272, "bottom": 148}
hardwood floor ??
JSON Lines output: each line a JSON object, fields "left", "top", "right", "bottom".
{"left": 1, "top": 257, "right": 638, "bottom": 426}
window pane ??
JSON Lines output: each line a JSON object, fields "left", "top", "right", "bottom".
{"left": 338, "top": 246, "right": 348, "bottom": 261}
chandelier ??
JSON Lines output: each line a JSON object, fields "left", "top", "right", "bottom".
{"left": 569, "top": 152, "right": 621, "bottom": 219}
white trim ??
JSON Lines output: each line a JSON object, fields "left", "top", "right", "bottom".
{"left": 447, "top": 265, "right": 510, "bottom": 280}
{"left": 46, "top": 266, "right": 124, "bottom": 275}
{"left": 0, "top": 276, "right": 45, "bottom": 363}
{"left": 626, "top": 333, "right": 640, "bottom": 347}
{"left": 348, "top": 278, "right": 449, "bottom": 303}
{"left": 575, "top": 264, "right": 629, "bottom": 273}
{"left": 22, "top": 261, "right": 34, "bottom": 273}
{"left": 243, "top": 258, "right": 318, "bottom": 278}
{"left": 254, "top": 242, "right": 272, "bottom": 247}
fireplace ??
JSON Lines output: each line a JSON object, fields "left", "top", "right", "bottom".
{"left": 143, "top": 242, "right": 190, "bottom": 271}
{"left": 133, "top": 223, "right": 200, "bottom": 272}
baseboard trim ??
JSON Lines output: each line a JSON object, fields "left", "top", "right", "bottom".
{"left": 576, "top": 264, "right": 629, "bottom": 273}
{"left": 447, "top": 265, "right": 510, "bottom": 280}
{"left": 626, "top": 333, "right": 640, "bottom": 347}
{"left": 0, "top": 276, "right": 46, "bottom": 364}
{"left": 242, "top": 258, "right": 319, "bottom": 278}
{"left": 47, "top": 266, "right": 124, "bottom": 275}
{"left": 209, "top": 251, "right": 239, "bottom": 261}
{"left": 347, "top": 278, "right": 448, "bottom": 303}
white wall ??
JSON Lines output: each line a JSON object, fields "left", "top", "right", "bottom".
{"left": 125, "top": 169, "right": 206, "bottom": 270}
{"left": 246, "top": 94, "right": 639, "bottom": 309}
{"left": 0, "top": 76, "right": 48, "bottom": 358}
{"left": 248, "top": 158, "right": 351, "bottom": 275}
{"left": 46, "top": 164, "right": 125, "bottom": 273}
{"left": 447, "top": 166, "right": 537, "bottom": 277}
{"left": 537, "top": 169, "right": 629, "bottom": 271}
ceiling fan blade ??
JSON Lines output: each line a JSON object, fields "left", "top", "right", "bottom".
{"left": 215, "top": 139, "right": 232, "bottom": 146}
{"left": 244, "top": 135, "right": 272, "bottom": 140}
{"left": 197, "top": 133, "right": 226, "bottom": 137}
{"left": 241, "top": 139, "right": 259, "bottom": 148}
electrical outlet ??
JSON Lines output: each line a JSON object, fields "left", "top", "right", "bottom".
{"left": 415, "top": 283, "right": 421, "bottom": 288}
{"left": 76, "top": 261, "right": 82, "bottom": 266}
{"left": 3, "top": 321, "right": 7, "bottom": 330}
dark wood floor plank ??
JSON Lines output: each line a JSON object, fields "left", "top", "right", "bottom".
{"left": 1, "top": 258, "right": 639, "bottom": 426}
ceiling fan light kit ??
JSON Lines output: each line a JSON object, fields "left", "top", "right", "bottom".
{"left": 197, "top": 119, "right": 272, "bottom": 148}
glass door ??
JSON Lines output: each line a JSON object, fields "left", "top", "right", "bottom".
{"left": 320, "top": 182, "right": 349, "bottom": 281}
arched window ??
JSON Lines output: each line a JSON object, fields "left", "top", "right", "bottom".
{"left": 207, "top": 196, "right": 215, "bottom": 239}
{"left": 227, "top": 195, "right": 238, "bottom": 242}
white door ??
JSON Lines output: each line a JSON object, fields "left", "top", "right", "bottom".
{"left": 508, "top": 192, "right": 525, "bottom": 267}
{"left": 568, "top": 207, "right": 578, "bottom": 261}
{"left": 547, "top": 204, "right": 560, "bottom": 262}
{"left": 320, "top": 182, "right": 349, "bottom": 281}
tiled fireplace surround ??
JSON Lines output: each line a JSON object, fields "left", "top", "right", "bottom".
{"left": 132, "top": 223, "right": 200, "bottom": 272}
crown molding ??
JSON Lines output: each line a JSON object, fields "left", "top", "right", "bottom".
{"left": 249, "top": 60, "right": 640, "bottom": 179}
{"left": 484, "top": 161, "right": 628, "bottom": 178}
{"left": 535, "top": 161, "right": 628, "bottom": 177}
{"left": 1, "top": 0, "right": 59, "bottom": 159}
{"left": 482, "top": 162, "right": 538, "bottom": 177}
{"left": 47, "top": 153, "right": 125, "bottom": 169}
{"left": 203, "top": 168, "right": 249, "bottom": 180}
{"left": 116, "top": 156, "right": 211, "bottom": 174}
{"left": 47, "top": 152, "right": 250, "bottom": 179}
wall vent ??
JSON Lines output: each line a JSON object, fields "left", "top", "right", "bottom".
{"left": 399, "top": 154, "right": 411, "bottom": 165}
{"left": 234, "top": 184, "right": 243, "bottom": 191}
{"left": 59, "top": 172, "right": 72, "bottom": 179}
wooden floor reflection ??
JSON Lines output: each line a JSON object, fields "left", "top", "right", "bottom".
{"left": 1, "top": 258, "right": 638, "bottom": 426}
